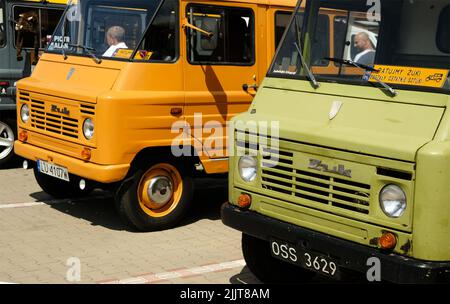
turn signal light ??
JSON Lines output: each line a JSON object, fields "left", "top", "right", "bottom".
{"left": 237, "top": 193, "right": 251, "bottom": 209}
{"left": 379, "top": 232, "right": 397, "bottom": 250}
{"left": 18, "top": 130, "right": 28, "bottom": 142}
{"left": 81, "top": 148, "right": 91, "bottom": 160}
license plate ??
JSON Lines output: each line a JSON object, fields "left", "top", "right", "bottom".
{"left": 37, "top": 160, "right": 70, "bottom": 182}
{"left": 270, "top": 239, "right": 340, "bottom": 278}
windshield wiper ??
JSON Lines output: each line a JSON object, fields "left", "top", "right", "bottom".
{"left": 69, "top": 44, "right": 102, "bottom": 64}
{"left": 294, "top": 42, "right": 319, "bottom": 89}
{"left": 326, "top": 57, "right": 397, "bottom": 97}
{"left": 293, "top": 14, "right": 319, "bottom": 89}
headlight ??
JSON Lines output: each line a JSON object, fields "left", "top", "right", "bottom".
{"left": 379, "top": 184, "right": 407, "bottom": 218}
{"left": 83, "top": 118, "right": 94, "bottom": 140}
{"left": 238, "top": 156, "right": 257, "bottom": 182}
{"left": 20, "top": 104, "right": 30, "bottom": 123}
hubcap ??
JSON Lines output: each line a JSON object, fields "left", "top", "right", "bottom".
{"left": 0, "top": 121, "right": 14, "bottom": 160}
{"left": 147, "top": 176, "right": 173, "bottom": 206}
{"left": 138, "top": 163, "right": 183, "bottom": 218}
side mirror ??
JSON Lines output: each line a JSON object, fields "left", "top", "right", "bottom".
{"left": 182, "top": 16, "right": 219, "bottom": 56}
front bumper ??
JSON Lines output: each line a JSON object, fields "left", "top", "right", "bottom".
{"left": 221, "top": 202, "right": 450, "bottom": 283}
{"left": 15, "top": 140, "right": 129, "bottom": 183}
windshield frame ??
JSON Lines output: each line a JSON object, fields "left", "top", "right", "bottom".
{"left": 267, "top": 0, "right": 450, "bottom": 95}
{"left": 46, "top": 0, "right": 167, "bottom": 62}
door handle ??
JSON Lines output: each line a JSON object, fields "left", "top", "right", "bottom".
{"left": 242, "top": 83, "right": 258, "bottom": 92}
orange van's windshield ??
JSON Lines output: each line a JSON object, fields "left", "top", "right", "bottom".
{"left": 47, "top": 0, "right": 176, "bottom": 61}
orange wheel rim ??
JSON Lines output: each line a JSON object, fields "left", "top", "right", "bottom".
{"left": 137, "top": 163, "right": 183, "bottom": 218}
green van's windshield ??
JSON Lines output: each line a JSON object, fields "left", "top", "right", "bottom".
{"left": 269, "top": 0, "right": 450, "bottom": 94}
{"left": 47, "top": 0, "right": 177, "bottom": 62}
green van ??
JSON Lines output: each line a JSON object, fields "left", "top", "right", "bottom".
{"left": 222, "top": 0, "right": 450, "bottom": 283}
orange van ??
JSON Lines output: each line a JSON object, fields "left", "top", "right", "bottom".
{"left": 15, "top": 0, "right": 339, "bottom": 231}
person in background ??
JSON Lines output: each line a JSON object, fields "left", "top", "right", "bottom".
{"left": 103, "top": 26, "right": 128, "bottom": 57}
{"left": 353, "top": 31, "right": 375, "bottom": 65}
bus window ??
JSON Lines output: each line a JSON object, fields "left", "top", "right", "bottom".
{"left": 13, "top": 6, "right": 64, "bottom": 49}
{"left": 13, "top": 6, "right": 39, "bottom": 49}
{"left": 0, "top": 3, "right": 5, "bottom": 47}
{"left": 275, "top": 11, "right": 291, "bottom": 49}
{"left": 135, "top": 0, "right": 178, "bottom": 62}
{"left": 186, "top": 5, "right": 254, "bottom": 65}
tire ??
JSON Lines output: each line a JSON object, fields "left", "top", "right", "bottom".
{"left": 115, "top": 160, "right": 194, "bottom": 232}
{"left": 242, "top": 233, "right": 316, "bottom": 284}
{"left": 0, "top": 118, "right": 17, "bottom": 168}
{"left": 33, "top": 166, "right": 92, "bottom": 199}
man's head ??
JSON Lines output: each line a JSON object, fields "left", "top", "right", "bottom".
{"left": 354, "top": 32, "right": 374, "bottom": 51}
{"left": 106, "top": 26, "right": 125, "bottom": 46}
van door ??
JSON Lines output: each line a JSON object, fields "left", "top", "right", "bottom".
{"left": 182, "top": 2, "right": 258, "bottom": 160}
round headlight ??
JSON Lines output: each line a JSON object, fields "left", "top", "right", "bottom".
{"left": 83, "top": 118, "right": 94, "bottom": 140}
{"left": 379, "top": 184, "right": 407, "bottom": 218}
{"left": 238, "top": 156, "right": 257, "bottom": 182}
{"left": 20, "top": 104, "right": 30, "bottom": 123}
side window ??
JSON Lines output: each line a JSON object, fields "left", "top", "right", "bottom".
{"left": 436, "top": 5, "right": 450, "bottom": 54}
{"left": 135, "top": 0, "right": 178, "bottom": 61}
{"left": 13, "top": 6, "right": 64, "bottom": 49}
{"left": 186, "top": 5, "right": 254, "bottom": 65}
{"left": 274, "top": 11, "right": 291, "bottom": 50}
{"left": 0, "top": 4, "right": 5, "bottom": 47}
{"left": 14, "top": 6, "right": 40, "bottom": 49}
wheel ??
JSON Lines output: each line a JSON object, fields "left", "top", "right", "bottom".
{"left": 33, "top": 166, "right": 92, "bottom": 199}
{"left": 242, "top": 233, "right": 316, "bottom": 284}
{"left": 115, "top": 161, "right": 194, "bottom": 231}
{"left": 0, "top": 118, "right": 17, "bottom": 167}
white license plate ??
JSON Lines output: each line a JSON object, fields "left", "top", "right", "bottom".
{"left": 37, "top": 160, "right": 70, "bottom": 182}
{"left": 270, "top": 239, "right": 340, "bottom": 278}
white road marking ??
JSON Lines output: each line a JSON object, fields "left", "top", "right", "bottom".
{"left": 99, "top": 259, "right": 246, "bottom": 284}
{"left": 0, "top": 195, "right": 112, "bottom": 209}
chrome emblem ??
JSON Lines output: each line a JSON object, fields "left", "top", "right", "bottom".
{"left": 308, "top": 159, "right": 351, "bottom": 178}
{"left": 66, "top": 68, "right": 75, "bottom": 80}
{"left": 51, "top": 104, "right": 70, "bottom": 116}
{"left": 329, "top": 100, "right": 343, "bottom": 120}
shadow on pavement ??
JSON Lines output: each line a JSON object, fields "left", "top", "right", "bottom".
{"left": 27, "top": 176, "right": 229, "bottom": 232}
{"left": 229, "top": 266, "right": 262, "bottom": 284}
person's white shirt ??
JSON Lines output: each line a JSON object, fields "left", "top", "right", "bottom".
{"left": 102, "top": 42, "right": 128, "bottom": 57}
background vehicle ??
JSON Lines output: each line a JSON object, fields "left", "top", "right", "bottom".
{"left": 15, "top": 0, "right": 298, "bottom": 231}
{"left": 0, "top": 0, "right": 64, "bottom": 167}
{"left": 222, "top": 0, "right": 450, "bottom": 283}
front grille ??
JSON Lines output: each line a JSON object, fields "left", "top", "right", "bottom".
{"left": 30, "top": 99, "right": 79, "bottom": 139}
{"left": 260, "top": 147, "right": 371, "bottom": 215}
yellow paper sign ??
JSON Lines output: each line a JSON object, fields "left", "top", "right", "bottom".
{"left": 113, "top": 49, "right": 133, "bottom": 59}
{"left": 369, "top": 65, "right": 449, "bottom": 88}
